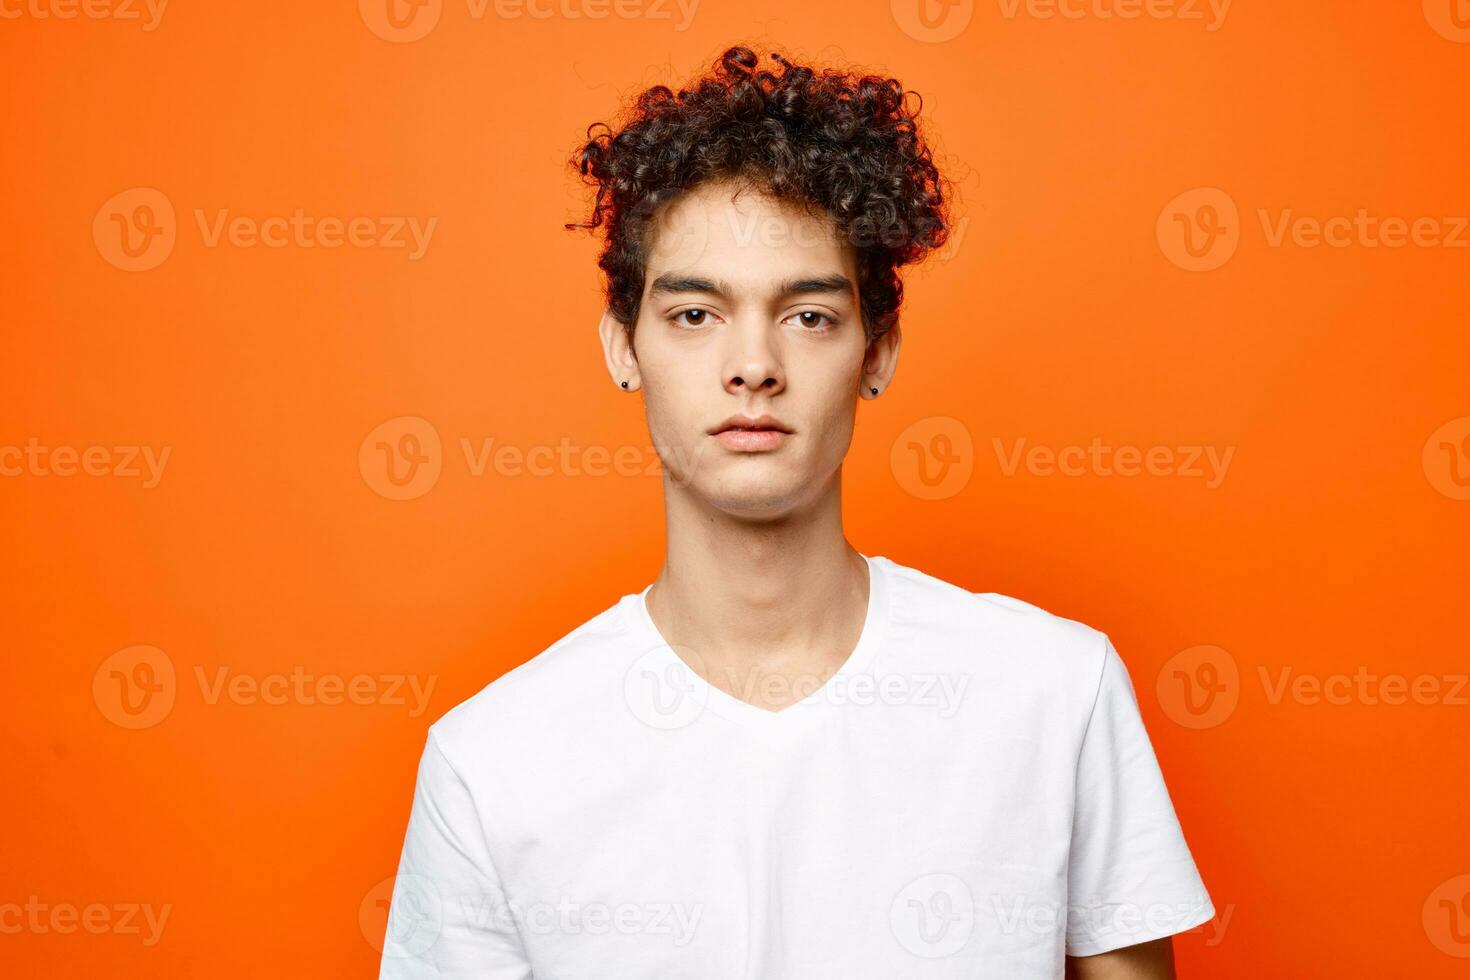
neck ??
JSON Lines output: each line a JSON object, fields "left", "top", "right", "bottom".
{"left": 644, "top": 469, "right": 871, "bottom": 708}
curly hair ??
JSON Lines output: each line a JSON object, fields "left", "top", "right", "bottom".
{"left": 566, "top": 45, "right": 951, "bottom": 347}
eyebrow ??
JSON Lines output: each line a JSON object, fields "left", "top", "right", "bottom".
{"left": 647, "top": 273, "right": 854, "bottom": 302}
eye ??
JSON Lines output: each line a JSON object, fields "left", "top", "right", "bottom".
{"left": 668, "top": 307, "right": 715, "bottom": 328}
{"left": 785, "top": 310, "right": 837, "bottom": 331}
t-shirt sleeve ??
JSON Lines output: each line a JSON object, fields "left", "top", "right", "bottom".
{"left": 378, "top": 728, "right": 533, "bottom": 979}
{"left": 1064, "top": 635, "right": 1216, "bottom": 957}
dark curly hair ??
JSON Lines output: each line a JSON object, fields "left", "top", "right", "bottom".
{"left": 566, "top": 45, "right": 951, "bottom": 347}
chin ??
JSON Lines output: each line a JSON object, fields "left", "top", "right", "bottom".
{"left": 694, "top": 466, "right": 828, "bottom": 520}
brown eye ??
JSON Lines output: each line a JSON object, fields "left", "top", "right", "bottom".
{"left": 672, "top": 308, "right": 709, "bottom": 327}
{"left": 788, "top": 310, "right": 834, "bottom": 330}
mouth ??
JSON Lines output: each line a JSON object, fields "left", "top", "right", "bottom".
{"left": 709, "top": 415, "right": 793, "bottom": 452}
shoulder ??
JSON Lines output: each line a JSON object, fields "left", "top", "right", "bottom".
{"left": 876, "top": 555, "right": 1113, "bottom": 698}
{"left": 880, "top": 555, "right": 1107, "bottom": 655}
{"left": 426, "top": 592, "right": 641, "bottom": 761}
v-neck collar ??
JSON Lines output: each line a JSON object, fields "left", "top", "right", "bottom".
{"left": 620, "top": 553, "right": 892, "bottom": 737}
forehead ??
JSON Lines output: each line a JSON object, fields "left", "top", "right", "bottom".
{"left": 641, "top": 180, "right": 857, "bottom": 289}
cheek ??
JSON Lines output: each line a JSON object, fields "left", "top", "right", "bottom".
{"left": 806, "top": 378, "right": 860, "bottom": 459}
{"left": 638, "top": 363, "right": 702, "bottom": 445}
{"left": 819, "top": 407, "right": 858, "bottom": 462}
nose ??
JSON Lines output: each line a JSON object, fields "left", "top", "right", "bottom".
{"left": 722, "top": 318, "right": 786, "bottom": 396}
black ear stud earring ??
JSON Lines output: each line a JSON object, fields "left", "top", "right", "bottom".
{"left": 870, "top": 386, "right": 878, "bottom": 395}
{"left": 621, "top": 381, "right": 629, "bottom": 389}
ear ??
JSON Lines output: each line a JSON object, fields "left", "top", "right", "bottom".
{"left": 859, "top": 321, "right": 901, "bottom": 399}
{"left": 598, "top": 307, "right": 641, "bottom": 392}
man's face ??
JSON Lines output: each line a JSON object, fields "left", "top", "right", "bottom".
{"left": 629, "top": 179, "right": 874, "bottom": 520}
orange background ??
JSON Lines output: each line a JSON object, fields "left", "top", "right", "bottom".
{"left": 3, "top": 0, "right": 1469, "bottom": 976}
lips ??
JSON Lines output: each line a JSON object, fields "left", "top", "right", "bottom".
{"left": 710, "top": 414, "right": 793, "bottom": 435}
{"left": 709, "top": 414, "right": 792, "bottom": 453}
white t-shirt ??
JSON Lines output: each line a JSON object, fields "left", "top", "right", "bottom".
{"left": 380, "top": 554, "right": 1214, "bottom": 979}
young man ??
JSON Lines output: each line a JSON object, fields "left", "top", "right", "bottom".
{"left": 380, "top": 46, "right": 1214, "bottom": 979}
